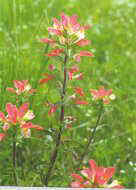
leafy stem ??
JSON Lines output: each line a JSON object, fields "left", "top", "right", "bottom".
{"left": 44, "top": 48, "right": 68, "bottom": 186}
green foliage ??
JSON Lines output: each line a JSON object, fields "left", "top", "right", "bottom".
{"left": 0, "top": 0, "right": 135, "bottom": 188}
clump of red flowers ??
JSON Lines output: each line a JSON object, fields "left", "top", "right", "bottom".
{"left": 0, "top": 103, "right": 43, "bottom": 139}
{"left": 7, "top": 80, "right": 36, "bottom": 95}
{"left": 71, "top": 159, "right": 124, "bottom": 188}
{"left": 90, "top": 86, "right": 116, "bottom": 104}
{"left": 40, "top": 12, "right": 94, "bottom": 61}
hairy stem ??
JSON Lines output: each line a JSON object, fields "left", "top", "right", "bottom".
{"left": 77, "top": 104, "right": 103, "bottom": 168}
{"left": 44, "top": 52, "right": 68, "bottom": 186}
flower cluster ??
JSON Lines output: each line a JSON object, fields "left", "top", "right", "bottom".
{"left": 40, "top": 12, "right": 93, "bottom": 62}
{"left": 41, "top": 13, "right": 90, "bottom": 46}
{"left": 90, "top": 86, "right": 116, "bottom": 104}
{"left": 71, "top": 159, "right": 124, "bottom": 188}
{"left": 7, "top": 80, "right": 36, "bottom": 96}
{"left": 0, "top": 102, "right": 43, "bottom": 140}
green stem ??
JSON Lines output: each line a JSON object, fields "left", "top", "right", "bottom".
{"left": 44, "top": 52, "right": 68, "bottom": 186}
{"left": 77, "top": 104, "right": 103, "bottom": 168}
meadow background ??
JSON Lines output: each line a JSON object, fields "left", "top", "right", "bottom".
{"left": 0, "top": 0, "right": 136, "bottom": 188}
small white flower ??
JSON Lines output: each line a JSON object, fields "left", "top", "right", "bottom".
{"left": 109, "top": 94, "right": 116, "bottom": 100}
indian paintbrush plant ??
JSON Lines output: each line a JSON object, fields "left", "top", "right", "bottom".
{"left": 0, "top": 12, "right": 124, "bottom": 188}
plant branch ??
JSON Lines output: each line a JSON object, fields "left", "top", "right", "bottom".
{"left": 77, "top": 104, "right": 103, "bottom": 168}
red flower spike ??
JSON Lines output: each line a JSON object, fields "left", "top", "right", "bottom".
{"left": 71, "top": 159, "right": 124, "bottom": 188}
{"left": 47, "top": 13, "right": 91, "bottom": 46}
{"left": 14, "top": 80, "right": 28, "bottom": 92}
{"left": 90, "top": 87, "right": 113, "bottom": 104}
{"left": 0, "top": 133, "right": 5, "bottom": 141}
{"left": 7, "top": 80, "right": 35, "bottom": 95}
{"left": 0, "top": 103, "right": 41, "bottom": 139}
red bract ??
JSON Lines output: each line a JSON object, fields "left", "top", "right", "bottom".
{"left": 75, "top": 51, "right": 94, "bottom": 62}
{"left": 75, "top": 99, "right": 88, "bottom": 105}
{"left": 48, "top": 105, "right": 57, "bottom": 116}
{"left": 90, "top": 86, "right": 114, "bottom": 104}
{"left": 68, "top": 65, "right": 79, "bottom": 80}
{"left": 71, "top": 159, "right": 124, "bottom": 188}
{"left": 21, "top": 122, "right": 44, "bottom": 130}
{"left": 40, "top": 38, "right": 56, "bottom": 44}
{"left": 48, "top": 28, "right": 62, "bottom": 36}
{"left": 76, "top": 39, "right": 90, "bottom": 47}
{"left": 7, "top": 80, "right": 35, "bottom": 95}
{"left": 75, "top": 87, "right": 85, "bottom": 96}
{"left": 48, "top": 64, "right": 56, "bottom": 71}
{"left": 39, "top": 73, "right": 54, "bottom": 84}
{"left": 0, "top": 133, "right": 5, "bottom": 141}
{"left": 0, "top": 103, "right": 43, "bottom": 138}
{"left": 46, "top": 49, "right": 64, "bottom": 57}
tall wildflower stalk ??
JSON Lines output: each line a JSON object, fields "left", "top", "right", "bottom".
{"left": 39, "top": 12, "right": 94, "bottom": 185}
{"left": 44, "top": 47, "right": 69, "bottom": 186}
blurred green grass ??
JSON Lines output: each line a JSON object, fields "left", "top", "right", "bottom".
{"left": 0, "top": 0, "right": 136, "bottom": 187}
